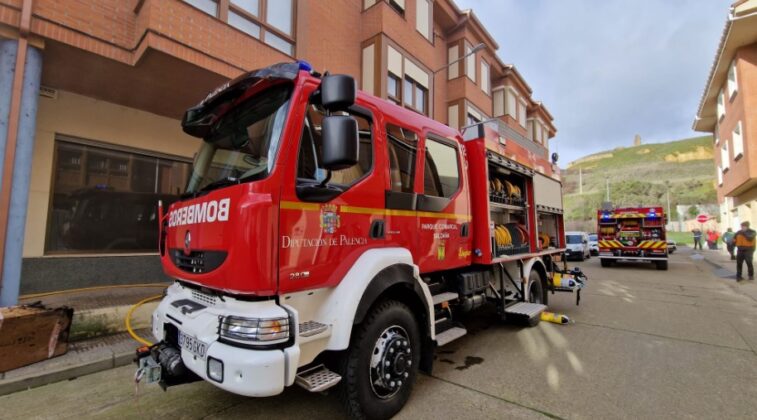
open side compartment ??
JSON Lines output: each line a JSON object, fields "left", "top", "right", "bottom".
{"left": 537, "top": 211, "right": 560, "bottom": 250}
{"left": 488, "top": 160, "right": 531, "bottom": 257}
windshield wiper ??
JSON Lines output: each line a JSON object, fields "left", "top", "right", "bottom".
{"left": 183, "top": 176, "right": 240, "bottom": 199}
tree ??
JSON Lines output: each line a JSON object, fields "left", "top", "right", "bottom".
{"left": 687, "top": 205, "right": 699, "bottom": 219}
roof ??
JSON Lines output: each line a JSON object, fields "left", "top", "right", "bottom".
{"left": 693, "top": 0, "right": 757, "bottom": 132}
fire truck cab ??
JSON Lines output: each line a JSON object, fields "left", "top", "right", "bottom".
{"left": 138, "top": 62, "right": 580, "bottom": 419}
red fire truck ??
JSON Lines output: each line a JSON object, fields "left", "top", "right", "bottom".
{"left": 597, "top": 206, "right": 668, "bottom": 270}
{"left": 137, "top": 62, "right": 582, "bottom": 419}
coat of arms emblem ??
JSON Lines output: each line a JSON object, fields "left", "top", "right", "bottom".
{"left": 320, "top": 204, "right": 340, "bottom": 234}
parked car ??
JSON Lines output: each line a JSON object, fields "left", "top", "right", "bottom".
{"left": 565, "top": 231, "right": 591, "bottom": 261}
{"left": 588, "top": 233, "right": 599, "bottom": 256}
{"left": 667, "top": 240, "right": 677, "bottom": 254}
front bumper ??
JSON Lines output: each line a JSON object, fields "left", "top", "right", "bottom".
{"left": 151, "top": 283, "right": 301, "bottom": 397}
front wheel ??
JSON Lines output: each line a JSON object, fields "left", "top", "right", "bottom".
{"left": 338, "top": 300, "right": 421, "bottom": 420}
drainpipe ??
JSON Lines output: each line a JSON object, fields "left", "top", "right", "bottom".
{"left": 0, "top": 0, "right": 41, "bottom": 307}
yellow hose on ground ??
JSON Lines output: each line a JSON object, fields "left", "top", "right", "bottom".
{"left": 126, "top": 295, "right": 163, "bottom": 346}
{"left": 20, "top": 283, "right": 169, "bottom": 300}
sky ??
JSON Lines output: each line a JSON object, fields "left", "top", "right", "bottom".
{"left": 455, "top": 0, "right": 729, "bottom": 165}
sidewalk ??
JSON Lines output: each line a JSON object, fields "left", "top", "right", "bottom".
{"left": 690, "top": 246, "right": 757, "bottom": 302}
{"left": 0, "top": 283, "right": 168, "bottom": 396}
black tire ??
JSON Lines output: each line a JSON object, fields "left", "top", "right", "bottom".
{"left": 577, "top": 253, "right": 585, "bottom": 262}
{"left": 600, "top": 258, "right": 611, "bottom": 267}
{"left": 656, "top": 260, "right": 668, "bottom": 271}
{"left": 338, "top": 300, "right": 421, "bottom": 420}
{"left": 528, "top": 270, "right": 548, "bottom": 306}
{"left": 526, "top": 270, "right": 547, "bottom": 327}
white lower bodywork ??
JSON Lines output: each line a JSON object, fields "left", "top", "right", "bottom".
{"left": 151, "top": 247, "right": 434, "bottom": 397}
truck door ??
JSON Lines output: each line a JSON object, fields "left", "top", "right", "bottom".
{"left": 278, "top": 101, "right": 385, "bottom": 294}
{"left": 415, "top": 132, "right": 470, "bottom": 272}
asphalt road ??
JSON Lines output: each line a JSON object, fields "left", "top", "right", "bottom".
{"left": 3, "top": 247, "right": 757, "bottom": 419}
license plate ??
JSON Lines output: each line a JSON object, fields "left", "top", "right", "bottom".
{"left": 178, "top": 331, "right": 207, "bottom": 359}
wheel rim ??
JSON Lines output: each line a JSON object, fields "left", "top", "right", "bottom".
{"left": 369, "top": 325, "right": 412, "bottom": 399}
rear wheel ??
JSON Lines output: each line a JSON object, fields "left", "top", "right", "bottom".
{"left": 600, "top": 258, "right": 611, "bottom": 267}
{"left": 527, "top": 271, "right": 547, "bottom": 327}
{"left": 656, "top": 260, "right": 668, "bottom": 270}
{"left": 338, "top": 300, "right": 421, "bottom": 420}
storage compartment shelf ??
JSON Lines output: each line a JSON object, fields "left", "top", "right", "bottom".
{"left": 490, "top": 201, "right": 526, "bottom": 212}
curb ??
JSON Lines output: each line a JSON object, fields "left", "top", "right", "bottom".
{"left": 0, "top": 350, "right": 134, "bottom": 397}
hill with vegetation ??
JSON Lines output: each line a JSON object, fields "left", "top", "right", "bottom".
{"left": 562, "top": 136, "right": 716, "bottom": 227}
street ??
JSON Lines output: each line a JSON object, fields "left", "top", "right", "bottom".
{"left": 2, "top": 247, "right": 757, "bottom": 419}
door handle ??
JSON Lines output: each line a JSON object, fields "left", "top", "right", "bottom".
{"left": 461, "top": 222, "right": 470, "bottom": 238}
{"left": 370, "top": 220, "right": 385, "bottom": 239}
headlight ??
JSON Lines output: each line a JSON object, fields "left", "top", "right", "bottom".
{"left": 219, "top": 316, "right": 290, "bottom": 345}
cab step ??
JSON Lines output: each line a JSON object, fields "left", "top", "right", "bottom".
{"left": 504, "top": 302, "right": 547, "bottom": 326}
{"left": 299, "top": 320, "right": 328, "bottom": 337}
{"left": 295, "top": 364, "right": 342, "bottom": 393}
{"left": 432, "top": 292, "right": 459, "bottom": 305}
{"left": 435, "top": 326, "right": 467, "bottom": 346}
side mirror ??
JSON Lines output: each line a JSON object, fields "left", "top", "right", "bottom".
{"left": 322, "top": 115, "right": 358, "bottom": 171}
{"left": 321, "top": 74, "right": 356, "bottom": 111}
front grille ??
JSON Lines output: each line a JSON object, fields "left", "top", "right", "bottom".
{"left": 171, "top": 249, "right": 227, "bottom": 274}
{"left": 191, "top": 289, "right": 218, "bottom": 306}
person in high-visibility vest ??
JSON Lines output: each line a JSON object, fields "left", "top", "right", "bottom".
{"left": 734, "top": 221, "right": 756, "bottom": 281}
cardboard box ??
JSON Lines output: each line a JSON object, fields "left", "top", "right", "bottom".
{"left": 0, "top": 305, "right": 74, "bottom": 373}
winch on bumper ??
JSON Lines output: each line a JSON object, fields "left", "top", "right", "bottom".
{"left": 137, "top": 282, "right": 301, "bottom": 397}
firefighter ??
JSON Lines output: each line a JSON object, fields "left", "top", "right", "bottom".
{"left": 734, "top": 221, "right": 756, "bottom": 281}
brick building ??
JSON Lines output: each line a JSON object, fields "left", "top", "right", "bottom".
{"left": 0, "top": 0, "right": 556, "bottom": 299}
{"left": 694, "top": 0, "right": 757, "bottom": 230}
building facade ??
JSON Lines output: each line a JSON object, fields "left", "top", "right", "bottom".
{"left": 0, "top": 0, "right": 557, "bottom": 298}
{"left": 694, "top": 0, "right": 757, "bottom": 231}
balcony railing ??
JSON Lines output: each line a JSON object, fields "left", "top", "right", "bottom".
{"left": 462, "top": 119, "right": 549, "bottom": 159}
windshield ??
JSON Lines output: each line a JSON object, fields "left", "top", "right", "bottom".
{"left": 185, "top": 83, "right": 293, "bottom": 194}
{"left": 566, "top": 235, "right": 583, "bottom": 244}
{"left": 589, "top": 234, "right": 597, "bottom": 241}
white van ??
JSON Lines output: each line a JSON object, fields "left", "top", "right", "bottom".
{"left": 565, "top": 231, "right": 591, "bottom": 261}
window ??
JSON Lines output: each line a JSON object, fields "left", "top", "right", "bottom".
{"left": 231, "top": 0, "right": 258, "bottom": 16}
{"left": 389, "top": 0, "right": 405, "bottom": 15}
{"left": 447, "top": 45, "right": 459, "bottom": 79}
{"left": 480, "top": 60, "right": 490, "bottom": 95}
{"left": 416, "top": 0, "right": 431, "bottom": 40}
{"left": 185, "top": 0, "right": 218, "bottom": 16}
{"left": 467, "top": 113, "right": 481, "bottom": 126}
{"left": 387, "top": 124, "right": 418, "bottom": 193}
{"left": 185, "top": 83, "right": 293, "bottom": 194}
{"left": 298, "top": 105, "right": 373, "bottom": 188}
{"left": 493, "top": 89, "right": 504, "bottom": 116}
{"left": 727, "top": 60, "right": 738, "bottom": 99}
{"left": 718, "top": 166, "right": 723, "bottom": 186}
{"left": 465, "top": 44, "right": 476, "bottom": 82}
{"left": 733, "top": 121, "right": 743, "bottom": 159}
{"left": 229, "top": 10, "right": 261, "bottom": 38}
{"left": 517, "top": 99, "right": 527, "bottom": 127}
{"left": 505, "top": 89, "right": 517, "bottom": 118}
{"left": 387, "top": 73, "right": 400, "bottom": 104}
{"left": 402, "top": 76, "right": 428, "bottom": 114}
{"left": 722, "top": 141, "right": 730, "bottom": 171}
{"left": 424, "top": 138, "right": 460, "bottom": 198}
{"left": 46, "top": 139, "right": 190, "bottom": 254}
{"left": 189, "top": 0, "right": 295, "bottom": 56}
{"left": 717, "top": 88, "right": 725, "bottom": 121}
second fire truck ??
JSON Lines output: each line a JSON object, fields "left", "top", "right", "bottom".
{"left": 597, "top": 206, "right": 668, "bottom": 270}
